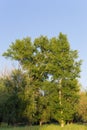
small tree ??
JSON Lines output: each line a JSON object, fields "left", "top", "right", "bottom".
{"left": 77, "top": 92, "right": 87, "bottom": 123}
{"left": 0, "top": 69, "right": 27, "bottom": 125}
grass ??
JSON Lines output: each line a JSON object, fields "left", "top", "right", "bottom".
{"left": 0, "top": 124, "right": 87, "bottom": 130}
{"left": 0, "top": 125, "right": 39, "bottom": 130}
{"left": 41, "top": 124, "right": 87, "bottom": 130}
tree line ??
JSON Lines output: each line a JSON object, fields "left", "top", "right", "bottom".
{"left": 0, "top": 33, "right": 86, "bottom": 127}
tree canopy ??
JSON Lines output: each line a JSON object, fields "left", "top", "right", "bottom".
{"left": 1, "top": 33, "right": 82, "bottom": 126}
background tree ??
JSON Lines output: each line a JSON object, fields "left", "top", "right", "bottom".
{"left": 77, "top": 92, "right": 87, "bottom": 123}
{"left": 0, "top": 77, "right": 9, "bottom": 123}
{"left": 0, "top": 69, "right": 27, "bottom": 125}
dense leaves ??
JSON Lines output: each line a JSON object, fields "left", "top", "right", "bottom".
{"left": 0, "top": 33, "right": 82, "bottom": 126}
{"left": 76, "top": 92, "right": 87, "bottom": 122}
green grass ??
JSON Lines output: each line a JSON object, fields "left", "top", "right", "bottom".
{"left": 0, "top": 124, "right": 87, "bottom": 130}
{"left": 41, "top": 124, "right": 87, "bottom": 130}
{"left": 0, "top": 125, "right": 39, "bottom": 130}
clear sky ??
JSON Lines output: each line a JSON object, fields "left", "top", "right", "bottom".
{"left": 0, "top": 0, "right": 87, "bottom": 89}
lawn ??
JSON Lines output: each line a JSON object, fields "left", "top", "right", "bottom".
{"left": 0, "top": 124, "right": 87, "bottom": 130}
{"left": 41, "top": 124, "right": 87, "bottom": 130}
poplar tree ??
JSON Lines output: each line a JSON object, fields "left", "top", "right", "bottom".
{"left": 3, "top": 33, "right": 81, "bottom": 126}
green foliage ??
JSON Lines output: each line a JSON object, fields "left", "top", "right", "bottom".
{"left": 77, "top": 92, "right": 87, "bottom": 122}
{"left": 0, "top": 69, "right": 27, "bottom": 125}
{"left": 2, "top": 33, "right": 82, "bottom": 125}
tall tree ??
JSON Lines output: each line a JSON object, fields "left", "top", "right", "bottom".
{"left": 3, "top": 33, "right": 81, "bottom": 126}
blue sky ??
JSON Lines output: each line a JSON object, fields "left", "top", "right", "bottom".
{"left": 0, "top": 0, "right": 87, "bottom": 89}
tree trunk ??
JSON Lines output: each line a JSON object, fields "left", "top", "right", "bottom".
{"left": 60, "top": 119, "right": 65, "bottom": 127}
{"left": 40, "top": 120, "right": 43, "bottom": 126}
{"left": 59, "top": 79, "right": 65, "bottom": 127}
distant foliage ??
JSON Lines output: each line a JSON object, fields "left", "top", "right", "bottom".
{"left": 77, "top": 92, "right": 87, "bottom": 122}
